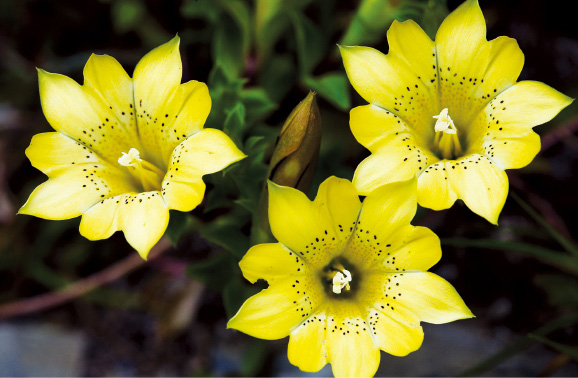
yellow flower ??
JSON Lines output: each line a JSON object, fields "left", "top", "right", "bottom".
{"left": 228, "top": 177, "right": 472, "bottom": 377}
{"left": 340, "top": 0, "right": 573, "bottom": 224}
{"left": 19, "top": 36, "right": 246, "bottom": 259}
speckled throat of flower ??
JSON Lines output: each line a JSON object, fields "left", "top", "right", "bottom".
{"left": 227, "top": 177, "right": 473, "bottom": 378}
{"left": 18, "top": 36, "right": 246, "bottom": 259}
{"left": 340, "top": 0, "right": 573, "bottom": 224}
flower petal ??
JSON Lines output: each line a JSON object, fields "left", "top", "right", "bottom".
{"left": 79, "top": 191, "right": 169, "bottom": 259}
{"left": 161, "top": 128, "right": 245, "bottom": 212}
{"left": 490, "top": 81, "right": 573, "bottom": 130}
{"left": 387, "top": 20, "right": 438, "bottom": 101}
{"left": 160, "top": 80, "right": 212, "bottom": 162}
{"left": 367, "top": 307, "right": 424, "bottom": 357}
{"left": 267, "top": 181, "right": 339, "bottom": 269}
{"left": 18, "top": 164, "right": 132, "bottom": 220}
{"left": 325, "top": 301, "right": 380, "bottom": 378}
{"left": 38, "top": 69, "right": 134, "bottom": 165}
{"left": 382, "top": 226, "right": 442, "bottom": 272}
{"left": 481, "top": 131, "right": 541, "bottom": 170}
{"left": 450, "top": 154, "right": 508, "bottom": 224}
{"left": 313, "top": 176, "right": 361, "bottom": 245}
{"left": 239, "top": 243, "right": 307, "bottom": 284}
{"left": 346, "top": 178, "right": 419, "bottom": 269}
{"left": 390, "top": 272, "right": 474, "bottom": 324}
{"left": 227, "top": 275, "right": 322, "bottom": 340}
{"left": 83, "top": 53, "right": 140, "bottom": 150}
{"left": 468, "top": 81, "right": 573, "bottom": 156}
{"left": 435, "top": 0, "right": 486, "bottom": 82}
{"left": 353, "top": 133, "right": 434, "bottom": 195}
{"left": 417, "top": 160, "right": 458, "bottom": 211}
{"left": 132, "top": 36, "right": 183, "bottom": 167}
{"left": 339, "top": 45, "right": 436, "bottom": 138}
{"left": 288, "top": 310, "right": 329, "bottom": 373}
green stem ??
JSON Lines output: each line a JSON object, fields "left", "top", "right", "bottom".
{"left": 442, "top": 238, "right": 578, "bottom": 276}
{"left": 459, "top": 314, "right": 578, "bottom": 376}
{"left": 510, "top": 191, "right": 578, "bottom": 258}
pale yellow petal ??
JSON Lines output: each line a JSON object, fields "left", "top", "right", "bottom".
{"left": 288, "top": 310, "right": 328, "bottom": 373}
{"left": 160, "top": 80, "right": 212, "bottom": 162}
{"left": 380, "top": 226, "right": 442, "bottom": 272}
{"left": 367, "top": 307, "right": 424, "bottom": 357}
{"left": 239, "top": 243, "right": 307, "bottom": 284}
{"left": 132, "top": 36, "right": 183, "bottom": 167}
{"left": 25, "top": 132, "right": 101, "bottom": 174}
{"left": 481, "top": 131, "right": 541, "bottom": 170}
{"left": 227, "top": 275, "right": 322, "bottom": 340}
{"left": 339, "top": 45, "right": 436, "bottom": 138}
{"left": 325, "top": 301, "right": 380, "bottom": 378}
{"left": 79, "top": 191, "right": 169, "bottom": 259}
{"left": 435, "top": 0, "right": 486, "bottom": 77}
{"left": 417, "top": 160, "right": 458, "bottom": 211}
{"left": 38, "top": 69, "right": 133, "bottom": 165}
{"left": 449, "top": 154, "right": 508, "bottom": 224}
{"left": 83, "top": 53, "right": 140, "bottom": 150}
{"left": 391, "top": 272, "right": 474, "bottom": 324}
{"left": 267, "top": 181, "right": 338, "bottom": 269}
{"left": 387, "top": 19, "right": 437, "bottom": 97}
{"left": 468, "top": 80, "right": 573, "bottom": 151}
{"left": 350, "top": 104, "right": 419, "bottom": 151}
{"left": 346, "top": 179, "right": 419, "bottom": 270}
{"left": 352, "top": 134, "right": 433, "bottom": 195}
{"left": 161, "top": 128, "right": 245, "bottom": 212}
{"left": 312, "top": 176, "right": 361, "bottom": 246}
{"left": 19, "top": 163, "right": 135, "bottom": 220}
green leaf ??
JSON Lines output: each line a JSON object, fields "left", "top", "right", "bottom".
{"left": 223, "top": 102, "right": 246, "bottom": 146}
{"left": 419, "top": 0, "right": 450, "bottom": 39}
{"left": 111, "top": 0, "right": 145, "bottom": 33}
{"left": 185, "top": 251, "right": 238, "bottom": 292}
{"left": 290, "top": 11, "right": 327, "bottom": 76}
{"left": 241, "top": 339, "right": 270, "bottom": 376}
{"left": 459, "top": 314, "right": 578, "bottom": 376}
{"left": 180, "top": 0, "right": 220, "bottom": 22}
{"left": 240, "top": 88, "right": 277, "bottom": 124}
{"left": 304, "top": 72, "right": 351, "bottom": 110}
{"left": 442, "top": 238, "right": 578, "bottom": 276}
{"left": 528, "top": 334, "right": 578, "bottom": 362}
{"left": 199, "top": 219, "right": 250, "bottom": 259}
{"left": 222, "top": 279, "right": 261, "bottom": 318}
{"left": 257, "top": 54, "right": 297, "bottom": 102}
{"left": 510, "top": 191, "right": 578, "bottom": 259}
{"left": 212, "top": 14, "right": 245, "bottom": 79}
{"left": 534, "top": 274, "right": 578, "bottom": 309}
{"left": 165, "top": 211, "right": 197, "bottom": 246}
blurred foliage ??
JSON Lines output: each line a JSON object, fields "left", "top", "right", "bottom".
{"left": 1, "top": 0, "right": 578, "bottom": 376}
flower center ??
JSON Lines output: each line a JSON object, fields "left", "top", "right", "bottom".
{"left": 320, "top": 258, "right": 359, "bottom": 299}
{"left": 432, "top": 108, "right": 463, "bottom": 160}
{"left": 332, "top": 269, "right": 352, "bottom": 294}
{"left": 118, "top": 148, "right": 164, "bottom": 192}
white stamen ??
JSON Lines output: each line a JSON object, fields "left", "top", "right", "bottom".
{"left": 332, "top": 269, "right": 352, "bottom": 294}
{"left": 118, "top": 148, "right": 142, "bottom": 167}
{"left": 433, "top": 108, "right": 457, "bottom": 134}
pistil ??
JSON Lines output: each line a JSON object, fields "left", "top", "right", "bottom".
{"left": 118, "top": 148, "right": 164, "bottom": 191}
{"left": 332, "top": 269, "right": 352, "bottom": 294}
{"left": 432, "top": 108, "right": 463, "bottom": 160}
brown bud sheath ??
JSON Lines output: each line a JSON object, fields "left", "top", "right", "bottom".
{"left": 252, "top": 91, "right": 322, "bottom": 244}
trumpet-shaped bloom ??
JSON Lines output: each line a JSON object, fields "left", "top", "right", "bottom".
{"left": 340, "top": 0, "right": 573, "bottom": 224}
{"left": 228, "top": 177, "right": 473, "bottom": 378}
{"left": 20, "top": 37, "right": 245, "bottom": 259}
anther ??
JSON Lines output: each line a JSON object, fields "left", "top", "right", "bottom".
{"left": 332, "top": 269, "right": 352, "bottom": 294}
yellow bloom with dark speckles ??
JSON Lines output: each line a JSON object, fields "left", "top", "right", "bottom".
{"left": 227, "top": 177, "right": 473, "bottom": 378}
{"left": 340, "top": 0, "right": 573, "bottom": 224}
{"left": 19, "top": 36, "right": 246, "bottom": 259}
